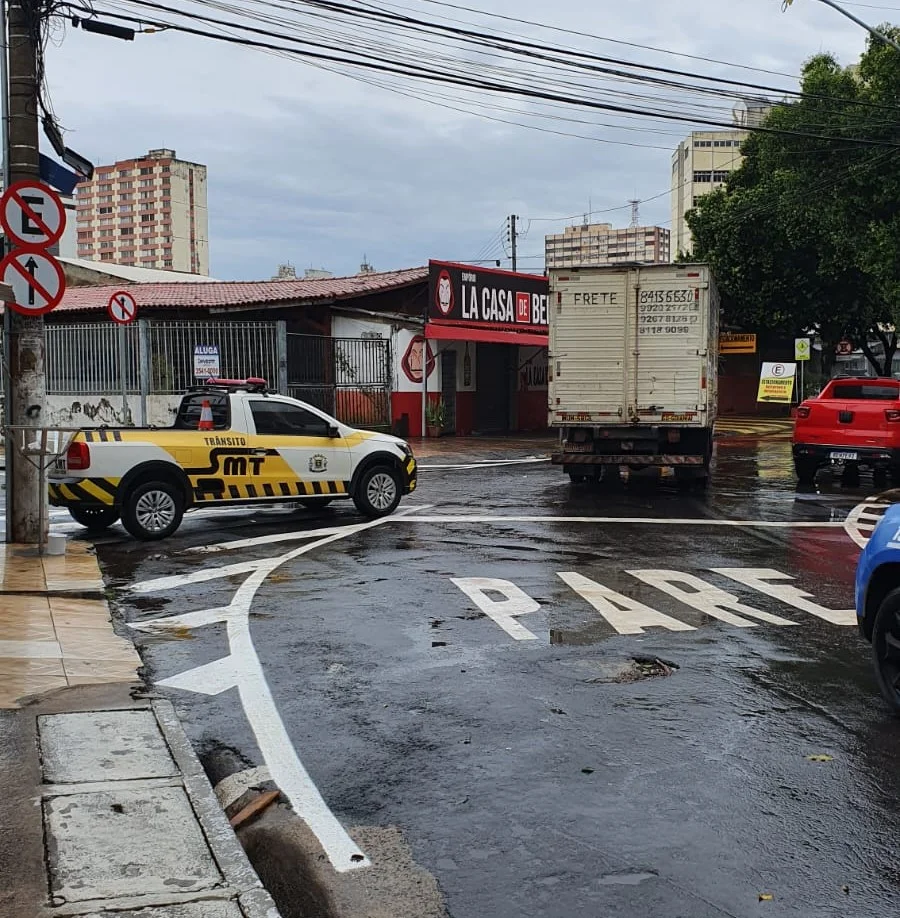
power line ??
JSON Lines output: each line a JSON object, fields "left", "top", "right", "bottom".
{"left": 81, "top": 3, "right": 900, "bottom": 147}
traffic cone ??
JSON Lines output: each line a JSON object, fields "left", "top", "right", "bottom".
{"left": 198, "top": 399, "right": 214, "bottom": 430}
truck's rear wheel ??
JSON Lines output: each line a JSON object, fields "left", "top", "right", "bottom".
{"left": 353, "top": 465, "right": 401, "bottom": 518}
{"left": 122, "top": 480, "right": 184, "bottom": 540}
{"left": 69, "top": 505, "right": 119, "bottom": 532}
{"left": 568, "top": 472, "right": 587, "bottom": 484}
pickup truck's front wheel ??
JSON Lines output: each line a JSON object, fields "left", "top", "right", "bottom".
{"left": 353, "top": 465, "right": 401, "bottom": 518}
{"left": 122, "top": 480, "right": 184, "bottom": 540}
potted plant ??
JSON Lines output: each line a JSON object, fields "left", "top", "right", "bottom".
{"left": 425, "top": 399, "right": 446, "bottom": 437}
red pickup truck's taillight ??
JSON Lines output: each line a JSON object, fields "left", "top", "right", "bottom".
{"left": 797, "top": 406, "right": 810, "bottom": 419}
{"left": 885, "top": 409, "right": 900, "bottom": 422}
{"left": 66, "top": 441, "right": 90, "bottom": 470}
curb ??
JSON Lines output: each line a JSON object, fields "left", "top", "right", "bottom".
{"left": 152, "top": 700, "right": 282, "bottom": 918}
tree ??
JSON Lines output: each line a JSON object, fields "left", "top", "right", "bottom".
{"left": 686, "top": 34, "right": 900, "bottom": 375}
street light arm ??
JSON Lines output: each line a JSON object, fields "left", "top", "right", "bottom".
{"left": 785, "top": 0, "right": 900, "bottom": 53}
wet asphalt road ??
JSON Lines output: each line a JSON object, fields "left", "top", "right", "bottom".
{"left": 79, "top": 434, "right": 900, "bottom": 917}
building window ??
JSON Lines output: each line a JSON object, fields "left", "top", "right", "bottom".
{"left": 120, "top": 250, "right": 134, "bottom": 259}
{"left": 77, "top": 230, "right": 91, "bottom": 239}
{"left": 141, "top": 213, "right": 153, "bottom": 222}
{"left": 119, "top": 180, "right": 133, "bottom": 190}
{"left": 163, "top": 247, "right": 172, "bottom": 257}
{"left": 139, "top": 178, "right": 154, "bottom": 187}
{"left": 163, "top": 259, "right": 173, "bottom": 268}
{"left": 139, "top": 166, "right": 153, "bottom": 175}
{"left": 142, "top": 248, "right": 156, "bottom": 256}
{"left": 77, "top": 242, "right": 92, "bottom": 251}
{"left": 119, "top": 192, "right": 133, "bottom": 201}
{"left": 99, "top": 216, "right": 113, "bottom": 225}
{"left": 693, "top": 171, "right": 712, "bottom": 182}
{"left": 100, "top": 252, "right": 113, "bottom": 260}
{"left": 140, "top": 202, "right": 153, "bottom": 211}
{"left": 712, "top": 170, "right": 731, "bottom": 182}
{"left": 162, "top": 165, "right": 170, "bottom": 173}
{"left": 98, "top": 206, "right": 113, "bottom": 215}
{"left": 118, "top": 204, "right": 131, "bottom": 213}
{"left": 98, "top": 183, "right": 112, "bottom": 192}
{"left": 140, "top": 190, "right": 153, "bottom": 199}
{"left": 98, "top": 194, "right": 113, "bottom": 203}
{"left": 120, "top": 227, "right": 134, "bottom": 236}
{"left": 118, "top": 169, "right": 130, "bottom": 177}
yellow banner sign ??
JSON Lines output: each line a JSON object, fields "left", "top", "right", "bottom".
{"left": 719, "top": 332, "right": 757, "bottom": 354}
{"left": 757, "top": 361, "right": 796, "bottom": 403}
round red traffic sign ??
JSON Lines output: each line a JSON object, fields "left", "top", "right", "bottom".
{"left": 107, "top": 290, "right": 138, "bottom": 325}
{"left": 0, "top": 179, "right": 65, "bottom": 248}
{"left": 0, "top": 249, "right": 66, "bottom": 315}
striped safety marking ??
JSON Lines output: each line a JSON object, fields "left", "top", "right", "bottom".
{"left": 552, "top": 454, "right": 705, "bottom": 465}
{"left": 193, "top": 480, "right": 350, "bottom": 502}
{"left": 82, "top": 430, "right": 123, "bottom": 443}
{"left": 48, "top": 477, "right": 121, "bottom": 506}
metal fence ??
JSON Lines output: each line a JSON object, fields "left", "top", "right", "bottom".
{"left": 45, "top": 320, "right": 282, "bottom": 395}
{"left": 287, "top": 333, "right": 392, "bottom": 430}
{"left": 29, "top": 320, "right": 393, "bottom": 430}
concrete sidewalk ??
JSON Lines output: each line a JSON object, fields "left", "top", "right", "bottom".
{"left": 0, "top": 541, "right": 280, "bottom": 918}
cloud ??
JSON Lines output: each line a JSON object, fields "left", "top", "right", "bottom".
{"left": 44, "top": 0, "right": 874, "bottom": 279}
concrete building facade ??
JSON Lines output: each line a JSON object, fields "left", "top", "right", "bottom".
{"left": 75, "top": 148, "right": 209, "bottom": 275}
{"left": 544, "top": 222, "right": 670, "bottom": 269}
{"left": 670, "top": 130, "right": 747, "bottom": 257}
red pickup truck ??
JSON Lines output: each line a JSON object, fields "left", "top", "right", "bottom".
{"left": 793, "top": 377, "right": 900, "bottom": 484}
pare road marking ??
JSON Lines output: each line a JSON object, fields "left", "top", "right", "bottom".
{"left": 844, "top": 500, "right": 890, "bottom": 549}
{"left": 453, "top": 568, "right": 854, "bottom": 640}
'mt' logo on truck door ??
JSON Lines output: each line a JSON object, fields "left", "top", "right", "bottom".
{"left": 222, "top": 455, "right": 264, "bottom": 476}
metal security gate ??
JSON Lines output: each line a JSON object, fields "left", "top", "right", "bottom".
{"left": 287, "top": 334, "right": 391, "bottom": 430}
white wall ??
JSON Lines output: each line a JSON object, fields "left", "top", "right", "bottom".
{"left": 46, "top": 394, "right": 181, "bottom": 428}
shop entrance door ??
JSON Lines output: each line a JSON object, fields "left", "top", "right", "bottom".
{"left": 441, "top": 349, "right": 457, "bottom": 434}
{"left": 475, "top": 343, "right": 511, "bottom": 433}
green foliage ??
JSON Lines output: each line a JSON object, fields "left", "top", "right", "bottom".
{"left": 687, "top": 33, "right": 900, "bottom": 374}
{"left": 425, "top": 398, "right": 445, "bottom": 427}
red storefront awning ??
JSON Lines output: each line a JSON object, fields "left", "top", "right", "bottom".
{"left": 425, "top": 322, "right": 548, "bottom": 347}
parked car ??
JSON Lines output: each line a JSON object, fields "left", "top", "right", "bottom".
{"left": 793, "top": 376, "right": 900, "bottom": 484}
{"left": 855, "top": 502, "right": 900, "bottom": 712}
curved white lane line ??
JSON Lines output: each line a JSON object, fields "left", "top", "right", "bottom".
{"left": 131, "top": 514, "right": 407, "bottom": 872}
{"left": 844, "top": 502, "right": 890, "bottom": 549}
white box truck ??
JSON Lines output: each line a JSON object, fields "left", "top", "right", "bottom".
{"left": 548, "top": 263, "right": 719, "bottom": 485}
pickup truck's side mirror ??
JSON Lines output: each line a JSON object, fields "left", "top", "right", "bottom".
{"left": 327, "top": 424, "right": 340, "bottom": 438}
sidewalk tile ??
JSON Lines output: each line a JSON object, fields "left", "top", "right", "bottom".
{"left": 0, "top": 673, "right": 67, "bottom": 706}
{"left": 39, "top": 710, "right": 178, "bottom": 783}
{"left": 62, "top": 659, "right": 141, "bottom": 684}
{"left": 0, "top": 639, "right": 61, "bottom": 659}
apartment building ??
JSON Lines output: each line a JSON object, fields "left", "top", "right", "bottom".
{"left": 544, "top": 222, "right": 670, "bottom": 269}
{"left": 75, "top": 149, "right": 209, "bottom": 275}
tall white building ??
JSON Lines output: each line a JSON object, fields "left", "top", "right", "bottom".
{"left": 75, "top": 148, "right": 209, "bottom": 275}
{"left": 670, "top": 131, "right": 747, "bottom": 257}
{"left": 545, "top": 222, "right": 670, "bottom": 269}
{"left": 670, "top": 101, "right": 771, "bottom": 257}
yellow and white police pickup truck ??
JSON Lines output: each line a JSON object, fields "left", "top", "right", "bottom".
{"left": 49, "top": 378, "right": 417, "bottom": 540}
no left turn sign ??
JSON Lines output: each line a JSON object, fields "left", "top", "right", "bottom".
{"left": 0, "top": 249, "right": 66, "bottom": 315}
{"left": 107, "top": 290, "right": 138, "bottom": 325}
{"left": 0, "top": 179, "right": 66, "bottom": 248}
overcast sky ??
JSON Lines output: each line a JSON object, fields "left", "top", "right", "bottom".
{"left": 46, "top": 0, "right": 878, "bottom": 280}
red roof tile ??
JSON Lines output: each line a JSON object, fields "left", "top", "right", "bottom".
{"left": 51, "top": 267, "right": 428, "bottom": 313}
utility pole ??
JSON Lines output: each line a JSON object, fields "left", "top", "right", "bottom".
{"left": 5, "top": 0, "right": 46, "bottom": 543}
{"left": 507, "top": 214, "right": 518, "bottom": 272}
{"left": 783, "top": 0, "right": 900, "bottom": 52}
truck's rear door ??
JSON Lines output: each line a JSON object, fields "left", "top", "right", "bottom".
{"left": 549, "top": 269, "right": 628, "bottom": 424}
{"left": 630, "top": 266, "right": 714, "bottom": 426}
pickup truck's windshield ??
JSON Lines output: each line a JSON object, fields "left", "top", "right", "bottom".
{"left": 173, "top": 393, "right": 229, "bottom": 429}
{"left": 829, "top": 383, "right": 900, "bottom": 400}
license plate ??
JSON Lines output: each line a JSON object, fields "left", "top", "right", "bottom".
{"left": 564, "top": 442, "right": 594, "bottom": 453}
{"left": 661, "top": 413, "right": 695, "bottom": 422}
{"left": 829, "top": 451, "right": 858, "bottom": 461}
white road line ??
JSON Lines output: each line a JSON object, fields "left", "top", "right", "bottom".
{"left": 388, "top": 515, "right": 847, "bottom": 528}
{"left": 844, "top": 502, "right": 890, "bottom": 548}
{"left": 131, "top": 509, "right": 429, "bottom": 872}
{"left": 451, "top": 577, "right": 540, "bottom": 640}
{"left": 419, "top": 457, "right": 550, "bottom": 471}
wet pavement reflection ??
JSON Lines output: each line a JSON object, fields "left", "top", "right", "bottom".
{"left": 97, "top": 431, "right": 900, "bottom": 918}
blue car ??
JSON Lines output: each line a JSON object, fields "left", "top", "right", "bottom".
{"left": 856, "top": 503, "right": 900, "bottom": 712}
